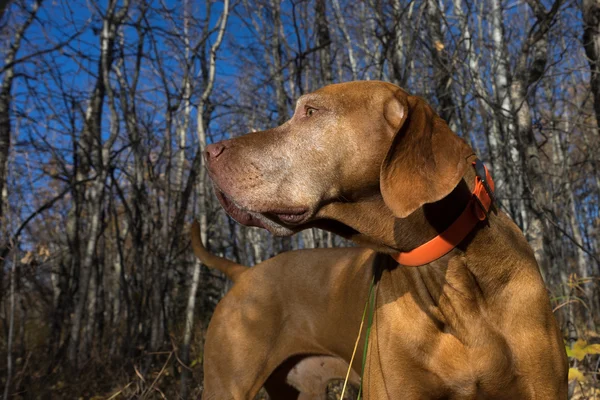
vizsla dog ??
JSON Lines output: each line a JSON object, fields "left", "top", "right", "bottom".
{"left": 190, "top": 221, "right": 362, "bottom": 399}
{"left": 202, "top": 81, "right": 568, "bottom": 399}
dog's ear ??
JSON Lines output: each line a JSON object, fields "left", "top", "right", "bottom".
{"left": 380, "top": 94, "right": 473, "bottom": 218}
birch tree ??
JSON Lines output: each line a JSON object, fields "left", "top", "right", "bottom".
{"left": 180, "top": 1, "right": 229, "bottom": 397}
{"left": 508, "top": 0, "right": 562, "bottom": 277}
{"left": 0, "top": 0, "right": 43, "bottom": 294}
{"left": 425, "top": 0, "right": 456, "bottom": 128}
{"left": 67, "top": 0, "right": 131, "bottom": 366}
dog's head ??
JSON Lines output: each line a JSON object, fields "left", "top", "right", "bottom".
{"left": 205, "top": 81, "right": 473, "bottom": 236}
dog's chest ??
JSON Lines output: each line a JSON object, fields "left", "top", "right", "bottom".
{"left": 363, "top": 286, "right": 521, "bottom": 399}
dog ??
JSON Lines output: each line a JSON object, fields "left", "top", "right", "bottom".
{"left": 202, "top": 81, "right": 568, "bottom": 399}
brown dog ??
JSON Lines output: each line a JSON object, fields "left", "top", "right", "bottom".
{"left": 203, "top": 81, "right": 568, "bottom": 399}
{"left": 191, "top": 221, "right": 362, "bottom": 399}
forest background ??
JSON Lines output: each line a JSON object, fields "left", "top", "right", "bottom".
{"left": 1, "top": 0, "right": 600, "bottom": 397}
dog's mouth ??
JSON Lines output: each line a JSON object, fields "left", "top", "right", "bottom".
{"left": 214, "top": 189, "right": 268, "bottom": 229}
{"left": 214, "top": 188, "right": 311, "bottom": 229}
{"left": 265, "top": 207, "right": 310, "bottom": 225}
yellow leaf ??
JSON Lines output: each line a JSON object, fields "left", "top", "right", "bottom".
{"left": 20, "top": 251, "right": 33, "bottom": 265}
{"left": 585, "top": 343, "right": 600, "bottom": 355}
{"left": 434, "top": 41, "right": 444, "bottom": 51}
{"left": 569, "top": 339, "right": 600, "bottom": 361}
{"left": 565, "top": 345, "right": 574, "bottom": 358}
{"left": 568, "top": 367, "right": 587, "bottom": 382}
{"left": 38, "top": 245, "right": 51, "bottom": 260}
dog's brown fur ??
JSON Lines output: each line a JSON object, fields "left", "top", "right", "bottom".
{"left": 203, "top": 81, "right": 568, "bottom": 399}
{"left": 191, "top": 221, "right": 361, "bottom": 399}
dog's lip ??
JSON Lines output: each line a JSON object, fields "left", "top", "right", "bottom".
{"left": 214, "top": 186, "right": 311, "bottom": 227}
{"left": 214, "top": 189, "right": 268, "bottom": 229}
{"left": 266, "top": 208, "right": 310, "bottom": 225}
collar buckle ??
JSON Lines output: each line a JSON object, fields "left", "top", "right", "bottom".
{"left": 473, "top": 159, "right": 496, "bottom": 207}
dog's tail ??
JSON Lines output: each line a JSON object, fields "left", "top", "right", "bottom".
{"left": 190, "top": 220, "right": 247, "bottom": 283}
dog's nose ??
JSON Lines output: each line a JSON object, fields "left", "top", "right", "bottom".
{"left": 205, "top": 142, "right": 225, "bottom": 161}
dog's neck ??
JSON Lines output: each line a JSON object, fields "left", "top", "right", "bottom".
{"left": 317, "top": 169, "right": 477, "bottom": 255}
{"left": 316, "top": 167, "right": 533, "bottom": 308}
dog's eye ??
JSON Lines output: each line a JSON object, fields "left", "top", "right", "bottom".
{"left": 305, "top": 107, "right": 317, "bottom": 117}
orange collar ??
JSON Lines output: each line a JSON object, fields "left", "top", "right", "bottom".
{"left": 392, "top": 160, "right": 495, "bottom": 267}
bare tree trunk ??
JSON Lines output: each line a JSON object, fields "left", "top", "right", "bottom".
{"left": 315, "top": 0, "right": 332, "bottom": 85}
{"left": 68, "top": 180, "right": 106, "bottom": 365}
{"left": 491, "top": 0, "right": 529, "bottom": 232}
{"left": 113, "top": 17, "right": 147, "bottom": 351}
{"left": 0, "top": 0, "right": 42, "bottom": 299}
{"left": 67, "top": 0, "right": 129, "bottom": 366}
{"left": 180, "top": 2, "right": 229, "bottom": 398}
{"left": 0, "top": 0, "right": 41, "bottom": 225}
{"left": 331, "top": 0, "right": 358, "bottom": 80}
{"left": 453, "top": 0, "right": 507, "bottom": 202}
{"left": 582, "top": 0, "right": 600, "bottom": 262}
{"left": 82, "top": 257, "right": 98, "bottom": 355}
{"left": 564, "top": 166, "right": 590, "bottom": 289}
{"left": 250, "top": 228, "right": 264, "bottom": 263}
{"left": 425, "top": 0, "right": 456, "bottom": 128}
{"left": 301, "top": 230, "right": 316, "bottom": 248}
{"left": 176, "top": 0, "right": 193, "bottom": 192}
{"left": 358, "top": 2, "right": 381, "bottom": 80}
{"left": 268, "top": 0, "right": 287, "bottom": 125}
{"left": 509, "top": 0, "right": 562, "bottom": 279}
{"left": 110, "top": 240, "right": 123, "bottom": 354}
{"left": 583, "top": 0, "right": 600, "bottom": 140}
{"left": 3, "top": 252, "right": 16, "bottom": 400}
{"left": 383, "top": 0, "right": 415, "bottom": 87}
